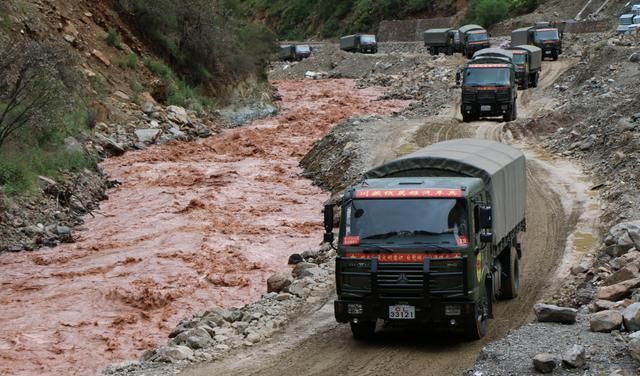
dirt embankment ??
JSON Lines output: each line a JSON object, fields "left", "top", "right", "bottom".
{"left": 0, "top": 79, "right": 409, "bottom": 376}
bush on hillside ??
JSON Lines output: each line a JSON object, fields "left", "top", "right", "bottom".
{"left": 117, "top": 0, "right": 276, "bottom": 100}
{"left": 468, "top": 0, "right": 540, "bottom": 27}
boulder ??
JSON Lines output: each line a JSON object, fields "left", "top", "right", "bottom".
{"left": 288, "top": 279, "right": 307, "bottom": 297}
{"left": 153, "top": 345, "right": 193, "bottom": 363}
{"left": 91, "top": 49, "right": 111, "bottom": 67}
{"left": 562, "top": 344, "right": 586, "bottom": 369}
{"left": 534, "top": 303, "right": 577, "bottom": 324}
{"left": 222, "top": 309, "right": 242, "bottom": 323}
{"left": 532, "top": 353, "right": 557, "bottom": 373}
{"left": 630, "top": 337, "right": 640, "bottom": 361}
{"left": 590, "top": 310, "right": 623, "bottom": 332}
{"left": 605, "top": 221, "right": 640, "bottom": 249}
{"left": 167, "top": 105, "right": 189, "bottom": 124}
{"left": 630, "top": 52, "right": 640, "bottom": 63}
{"left": 623, "top": 302, "right": 640, "bottom": 332}
{"left": 291, "top": 262, "right": 321, "bottom": 279}
{"left": 597, "top": 278, "right": 640, "bottom": 301}
{"left": 592, "top": 299, "right": 616, "bottom": 312}
{"left": 267, "top": 272, "right": 292, "bottom": 293}
{"left": 95, "top": 133, "right": 125, "bottom": 156}
{"left": 288, "top": 253, "right": 304, "bottom": 265}
{"left": 142, "top": 101, "right": 155, "bottom": 114}
{"left": 605, "top": 265, "right": 640, "bottom": 286}
{"left": 134, "top": 128, "right": 161, "bottom": 144}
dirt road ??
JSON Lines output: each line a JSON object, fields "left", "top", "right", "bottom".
{"left": 0, "top": 80, "right": 409, "bottom": 376}
{"left": 181, "top": 59, "right": 599, "bottom": 376}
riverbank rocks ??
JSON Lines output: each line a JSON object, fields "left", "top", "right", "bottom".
{"left": 623, "top": 303, "right": 640, "bottom": 332}
{"left": 267, "top": 272, "right": 292, "bottom": 293}
{"left": 597, "top": 278, "right": 640, "bottom": 301}
{"left": 605, "top": 221, "right": 640, "bottom": 256}
{"left": 152, "top": 345, "right": 194, "bottom": 363}
{"left": 629, "top": 332, "right": 640, "bottom": 361}
{"left": 562, "top": 345, "right": 586, "bottom": 368}
{"left": 534, "top": 303, "right": 578, "bottom": 324}
{"left": 533, "top": 353, "right": 557, "bottom": 373}
{"left": 605, "top": 265, "right": 640, "bottom": 286}
{"left": 590, "top": 310, "right": 623, "bottom": 332}
{"left": 292, "top": 262, "right": 323, "bottom": 280}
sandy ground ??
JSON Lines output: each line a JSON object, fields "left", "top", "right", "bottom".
{"left": 0, "top": 80, "right": 409, "bottom": 376}
{"left": 179, "top": 59, "right": 601, "bottom": 376}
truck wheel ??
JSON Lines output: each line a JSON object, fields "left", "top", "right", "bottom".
{"left": 501, "top": 246, "right": 520, "bottom": 299}
{"left": 522, "top": 78, "right": 529, "bottom": 90}
{"left": 552, "top": 51, "right": 559, "bottom": 61}
{"left": 503, "top": 109, "right": 513, "bottom": 123}
{"left": 462, "top": 113, "right": 474, "bottom": 123}
{"left": 446, "top": 46, "right": 453, "bottom": 56}
{"left": 466, "top": 281, "right": 490, "bottom": 340}
{"left": 350, "top": 320, "right": 376, "bottom": 340}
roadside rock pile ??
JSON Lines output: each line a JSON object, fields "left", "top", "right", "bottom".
{"left": 104, "top": 244, "right": 336, "bottom": 376}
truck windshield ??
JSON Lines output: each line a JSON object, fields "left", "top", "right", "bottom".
{"left": 360, "top": 35, "right": 376, "bottom": 44}
{"left": 468, "top": 32, "right": 488, "bottom": 42}
{"left": 295, "top": 45, "right": 311, "bottom": 53}
{"left": 464, "top": 67, "right": 511, "bottom": 86}
{"left": 343, "top": 198, "right": 469, "bottom": 247}
{"left": 512, "top": 54, "right": 526, "bottom": 65}
{"left": 534, "top": 30, "right": 559, "bottom": 41}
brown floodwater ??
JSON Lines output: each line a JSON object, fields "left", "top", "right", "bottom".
{"left": 0, "top": 79, "right": 409, "bottom": 376}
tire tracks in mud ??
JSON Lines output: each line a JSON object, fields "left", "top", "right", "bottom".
{"left": 180, "top": 59, "right": 598, "bottom": 376}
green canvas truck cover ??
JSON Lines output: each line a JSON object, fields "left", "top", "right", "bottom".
{"left": 459, "top": 24, "right": 485, "bottom": 36}
{"left": 472, "top": 48, "right": 513, "bottom": 61}
{"left": 512, "top": 45, "right": 542, "bottom": 71}
{"left": 363, "top": 139, "right": 526, "bottom": 245}
{"left": 424, "top": 28, "right": 452, "bottom": 45}
{"left": 511, "top": 27, "right": 533, "bottom": 47}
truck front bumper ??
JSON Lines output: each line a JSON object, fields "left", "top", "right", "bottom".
{"left": 462, "top": 101, "right": 513, "bottom": 117}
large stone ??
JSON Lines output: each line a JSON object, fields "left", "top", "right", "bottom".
{"left": 533, "top": 353, "right": 557, "bottom": 373}
{"left": 288, "top": 253, "right": 304, "bottom": 265}
{"left": 95, "top": 133, "right": 125, "bottom": 156}
{"left": 91, "top": 49, "right": 111, "bottom": 67}
{"left": 288, "top": 279, "right": 307, "bottom": 297}
{"left": 291, "top": 262, "right": 321, "bottom": 279}
{"left": 623, "top": 302, "right": 640, "bottom": 332}
{"left": 267, "top": 272, "right": 292, "bottom": 293}
{"left": 167, "top": 105, "right": 189, "bottom": 124}
{"left": 142, "top": 101, "right": 155, "bottom": 114}
{"left": 534, "top": 303, "right": 578, "bottom": 324}
{"left": 590, "top": 310, "right": 623, "bottom": 332}
{"left": 154, "top": 345, "right": 193, "bottom": 363}
{"left": 605, "top": 221, "right": 640, "bottom": 249}
{"left": 605, "top": 265, "right": 640, "bottom": 286}
{"left": 630, "top": 337, "right": 640, "bottom": 361}
{"left": 562, "top": 345, "right": 586, "bottom": 368}
{"left": 134, "top": 128, "right": 161, "bottom": 144}
{"left": 597, "top": 278, "right": 640, "bottom": 301}
{"left": 592, "top": 299, "right": 616, "bottom": 312}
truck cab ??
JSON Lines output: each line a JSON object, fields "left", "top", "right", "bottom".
{"left": 532, "top": 27, "right": 562, "bottom": 60}
{"left": 294, "top": 45, "right": 312, "bottom": 60}
{"left": 327, "top": 139, "right": 526, "bottom": 341}
{"left": 459, "top": 24, "right": 491, "bottom": 59}
{"left": 510, "top": 50, "right": 530, "bottom": 89}
{"left": 459, "top": 49, "right": 517, "bottom": 122}
{"left": 619, "top": 14, "right": 635, "bottom": 34}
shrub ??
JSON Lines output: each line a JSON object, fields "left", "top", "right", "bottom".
{"left": 469, "top": 0, "right": 510, "bottom": 28}
{"left": 105, "top": 29, "right": 122, "bottom": 49}
{"left": 118, "top": 52, "right": 139, "bottom": 68}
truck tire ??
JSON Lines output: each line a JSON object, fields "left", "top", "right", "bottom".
{"left": 462, "top": 113, "right": 474, "bottom": 123}
{"left": 429, "top": 47, "right": 436, "bottom": 56}
{"left": 530, "top": 72, "right": 539, "bottom": 88}
{"left": 350, "top": 320, "right": 376, "bottom": 340}
{"left": 501, "top": 246, "right": 520, "bottom": 299}
{"left": 503, "top": 101, "right": 517, "bottom": 122}
{"left": 446, "top": 46, "right": 453, "bottom": 56}
{"left": 552, "top": 51, "right": 559, "bottom": 61}
{"left": 522, "top": 77, "right": 529, "bottom": 90}
{"left": 465, "top": 280, "right": 491, "bottom": 340}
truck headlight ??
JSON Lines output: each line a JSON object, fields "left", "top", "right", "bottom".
{"left": 445, "top": 305, "right": 462, "bottom": 316}
{"left": 348, "top": 304, "right": 364, "bottom": 315}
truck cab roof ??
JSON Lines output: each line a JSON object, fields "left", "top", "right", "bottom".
{"left": 353, "top": 177, "right": 484, "bottom": 198}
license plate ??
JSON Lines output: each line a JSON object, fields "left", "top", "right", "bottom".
{"left": 481, "top": 105, "right": 491, "bottom": 112}
{"left": 389, "top": 305, "right": 415, "bottom": 319}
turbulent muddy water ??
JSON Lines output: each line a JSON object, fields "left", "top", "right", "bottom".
{"left": 0, "top": 79, "right": 409, "bottom": 376}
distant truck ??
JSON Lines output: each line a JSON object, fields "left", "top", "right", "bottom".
{"left": 618, "top": 14, "right": 635, "bottom": 34}
{"left": 326, "top": 138, "right": 527, "bottom": 340}
{"left": 279, "top": 44, "right": 312, "bottom": 61}
{"left": 423, "top": 28, "right": 462, "bottom": 56}
{"left": 340, "top": 34, "right": 378, "bottom": 54}
{"left": 459, "top": 24, "right": 491, "bottom": 58}
{"left": 511, "top": 25, "right": 562, "bottom": 61}
{"left": 508, "top": 45, "right": 542, "bottom": 89}
{"left": 458, "top": 48, "right": 518, "bottom": 122}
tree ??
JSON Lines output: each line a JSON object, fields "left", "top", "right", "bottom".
{"left": 0, "top": 39, "right": 74, "bottom": 149}
{"left": 470, "top": 0, "right": 510, "bottom": 28}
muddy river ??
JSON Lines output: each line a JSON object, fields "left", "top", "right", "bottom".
{"left": 0, "top": 79, "right": 409, "bottom": 376}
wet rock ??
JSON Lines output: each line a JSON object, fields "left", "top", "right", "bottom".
{"left": 533, "top": 353, "right": 557, "bottom": 373}
{"left": 267, "top": 272, "right": 292, "bottom": 293}
{"left": 154, "top": 345, "right": 193, "bottom": 363}
{"left": 95, "top": 133, "right": 125, "bottom": 156}
{"left": 562, "top": 344, "right": 586, "bottom": 368}
{"left": 590, "top": 310, "right": 623, "bottom": 332}
{"left": 134, "top": 129, "right": 161, "bottom": 144}
{"left": 623, "top": 303, "right": 640, "bottom": 332}
{"left": 288, "top": 253, "right": 304, "bottom": 265}
{"left": 598, "top": 278, "right": 640, "bottom": 301}
{"left": 534, "top": 303, "right": 578, "bottom": 324}
{"left": 55, "top": 225, "right": 73, "bottom": 242}
{"left": 292, "top": 262, "right": 322, "bottom": 279}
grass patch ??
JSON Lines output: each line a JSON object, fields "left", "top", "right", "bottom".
{"left": 143, "top": 57, "right": 207, "bottom": 109}
{"left": 91, "top": 75, "right": 108, "bottom": 98}
{"left": 129, "top": 77, "right": 144, "bottom": 102}
{"left": 118, "top": 53, "right": 139, "bottom": 69}
{"left": 105, "top": 29, "right": 122, "bottom": 49}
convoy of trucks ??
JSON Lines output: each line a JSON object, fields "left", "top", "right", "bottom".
{"left": 279, "top": 44, "right": 312, "bottom": 61}
{"left": 458, "top": 24, "right": 491, "bottom": 58}
{"left": 458, "top": 48, "right": 518, "bottom": 122}
{"left": 325, "top": 138, "right": 527, "bottom": 340}
{"left": 508, "top": 45, "right": 542, "bottom": 89}
{"left": 340, "top": 34, "right": 378, "bottom": 53}
{"left": 423, "top": 28, "right": 461, "bottom": 56}
{"left": 618, "top": 4, "right": 640, "bottom": 34}
{"left": 511, "top": 25, "right": 562, "bottom": 60}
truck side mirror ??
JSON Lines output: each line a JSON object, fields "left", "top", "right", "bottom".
{"left": 323, "top": 204, "right": 335, "bottom": 244}
{"left": 478, "top": 206, "right": 492, "bottom": 229}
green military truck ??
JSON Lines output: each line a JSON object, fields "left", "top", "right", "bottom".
{"left": 324, "top": 138, "right": 527, "bottom": 340}
{"left": 511, "top": 26, "right": 562, "bottom": 61}
{"left": 459, "top": 24, "right": 491, "bottom": 58}
{"left": 423, "top": 28, "right": 462, "bottom": 56}
{"left": 279, "top": 44, "right": 312, "bottom": 62}
{"left": 508, "top": 45, "right": 542, "bottom": 89}
{"left": 340, "top": 34, "right": 378, "bottom": 54}
{"left": 458, "top": 48, "right": 518, "bottom": 122}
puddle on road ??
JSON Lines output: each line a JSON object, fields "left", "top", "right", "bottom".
{"left": 0, "top": 79, "right": 410, "bottom": 376}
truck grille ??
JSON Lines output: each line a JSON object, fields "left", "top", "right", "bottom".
{"left": 375, "top": 262, "right": 465, "bottom": 299}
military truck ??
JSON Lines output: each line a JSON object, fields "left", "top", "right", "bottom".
{"left": 511, "top": 26, "right": 562, "bottom": 60}
{"left": 459, "top": 24, "right": 491, "bottom": 58}
{"left": 618, "top": 14, "right": 635, "bottom": 34}
{"left": 458, "top": 48, "right": 518, "bottom": 122}
{"left": 340, "top": 34, "right": 378, "bottom": 54}
{"left": 509, "top": 45, "right": 542, "bottom": 89}
{"left": 325, "top": 138, "right": 527, "bottom": 340}
{"left": 279, "top": 44, "right": 312, "bottom": 61}
{"left": 423, "top": 28, "right": 462, "bottom": 56}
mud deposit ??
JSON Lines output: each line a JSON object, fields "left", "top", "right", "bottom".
{"left": 0, "top": 80, "right": 409, "bottom": 376}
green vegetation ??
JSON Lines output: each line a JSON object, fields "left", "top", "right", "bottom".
{"left": 105, "top": 29, "right": 123, "bottom": 49}
{"left": 236, "top": 0, "right": 457, "bottom": 39}
{"left": 117, "top": 0, "right": 276, "bottom": 102}
{"left": 142, "top": 57, "right": 208, "bottom": 108}
{"left": 468, "top": 0, "right": 539, "bottom": 27}
{"left": 118, "top": 52, "right": 139, "bottom": 68}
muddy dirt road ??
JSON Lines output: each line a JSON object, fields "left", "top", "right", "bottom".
{"left": 181, "top": 59, "right": 600, "bottom": 376}
{"left": 0, "top": 80, "right": 408, "bottom": 376}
